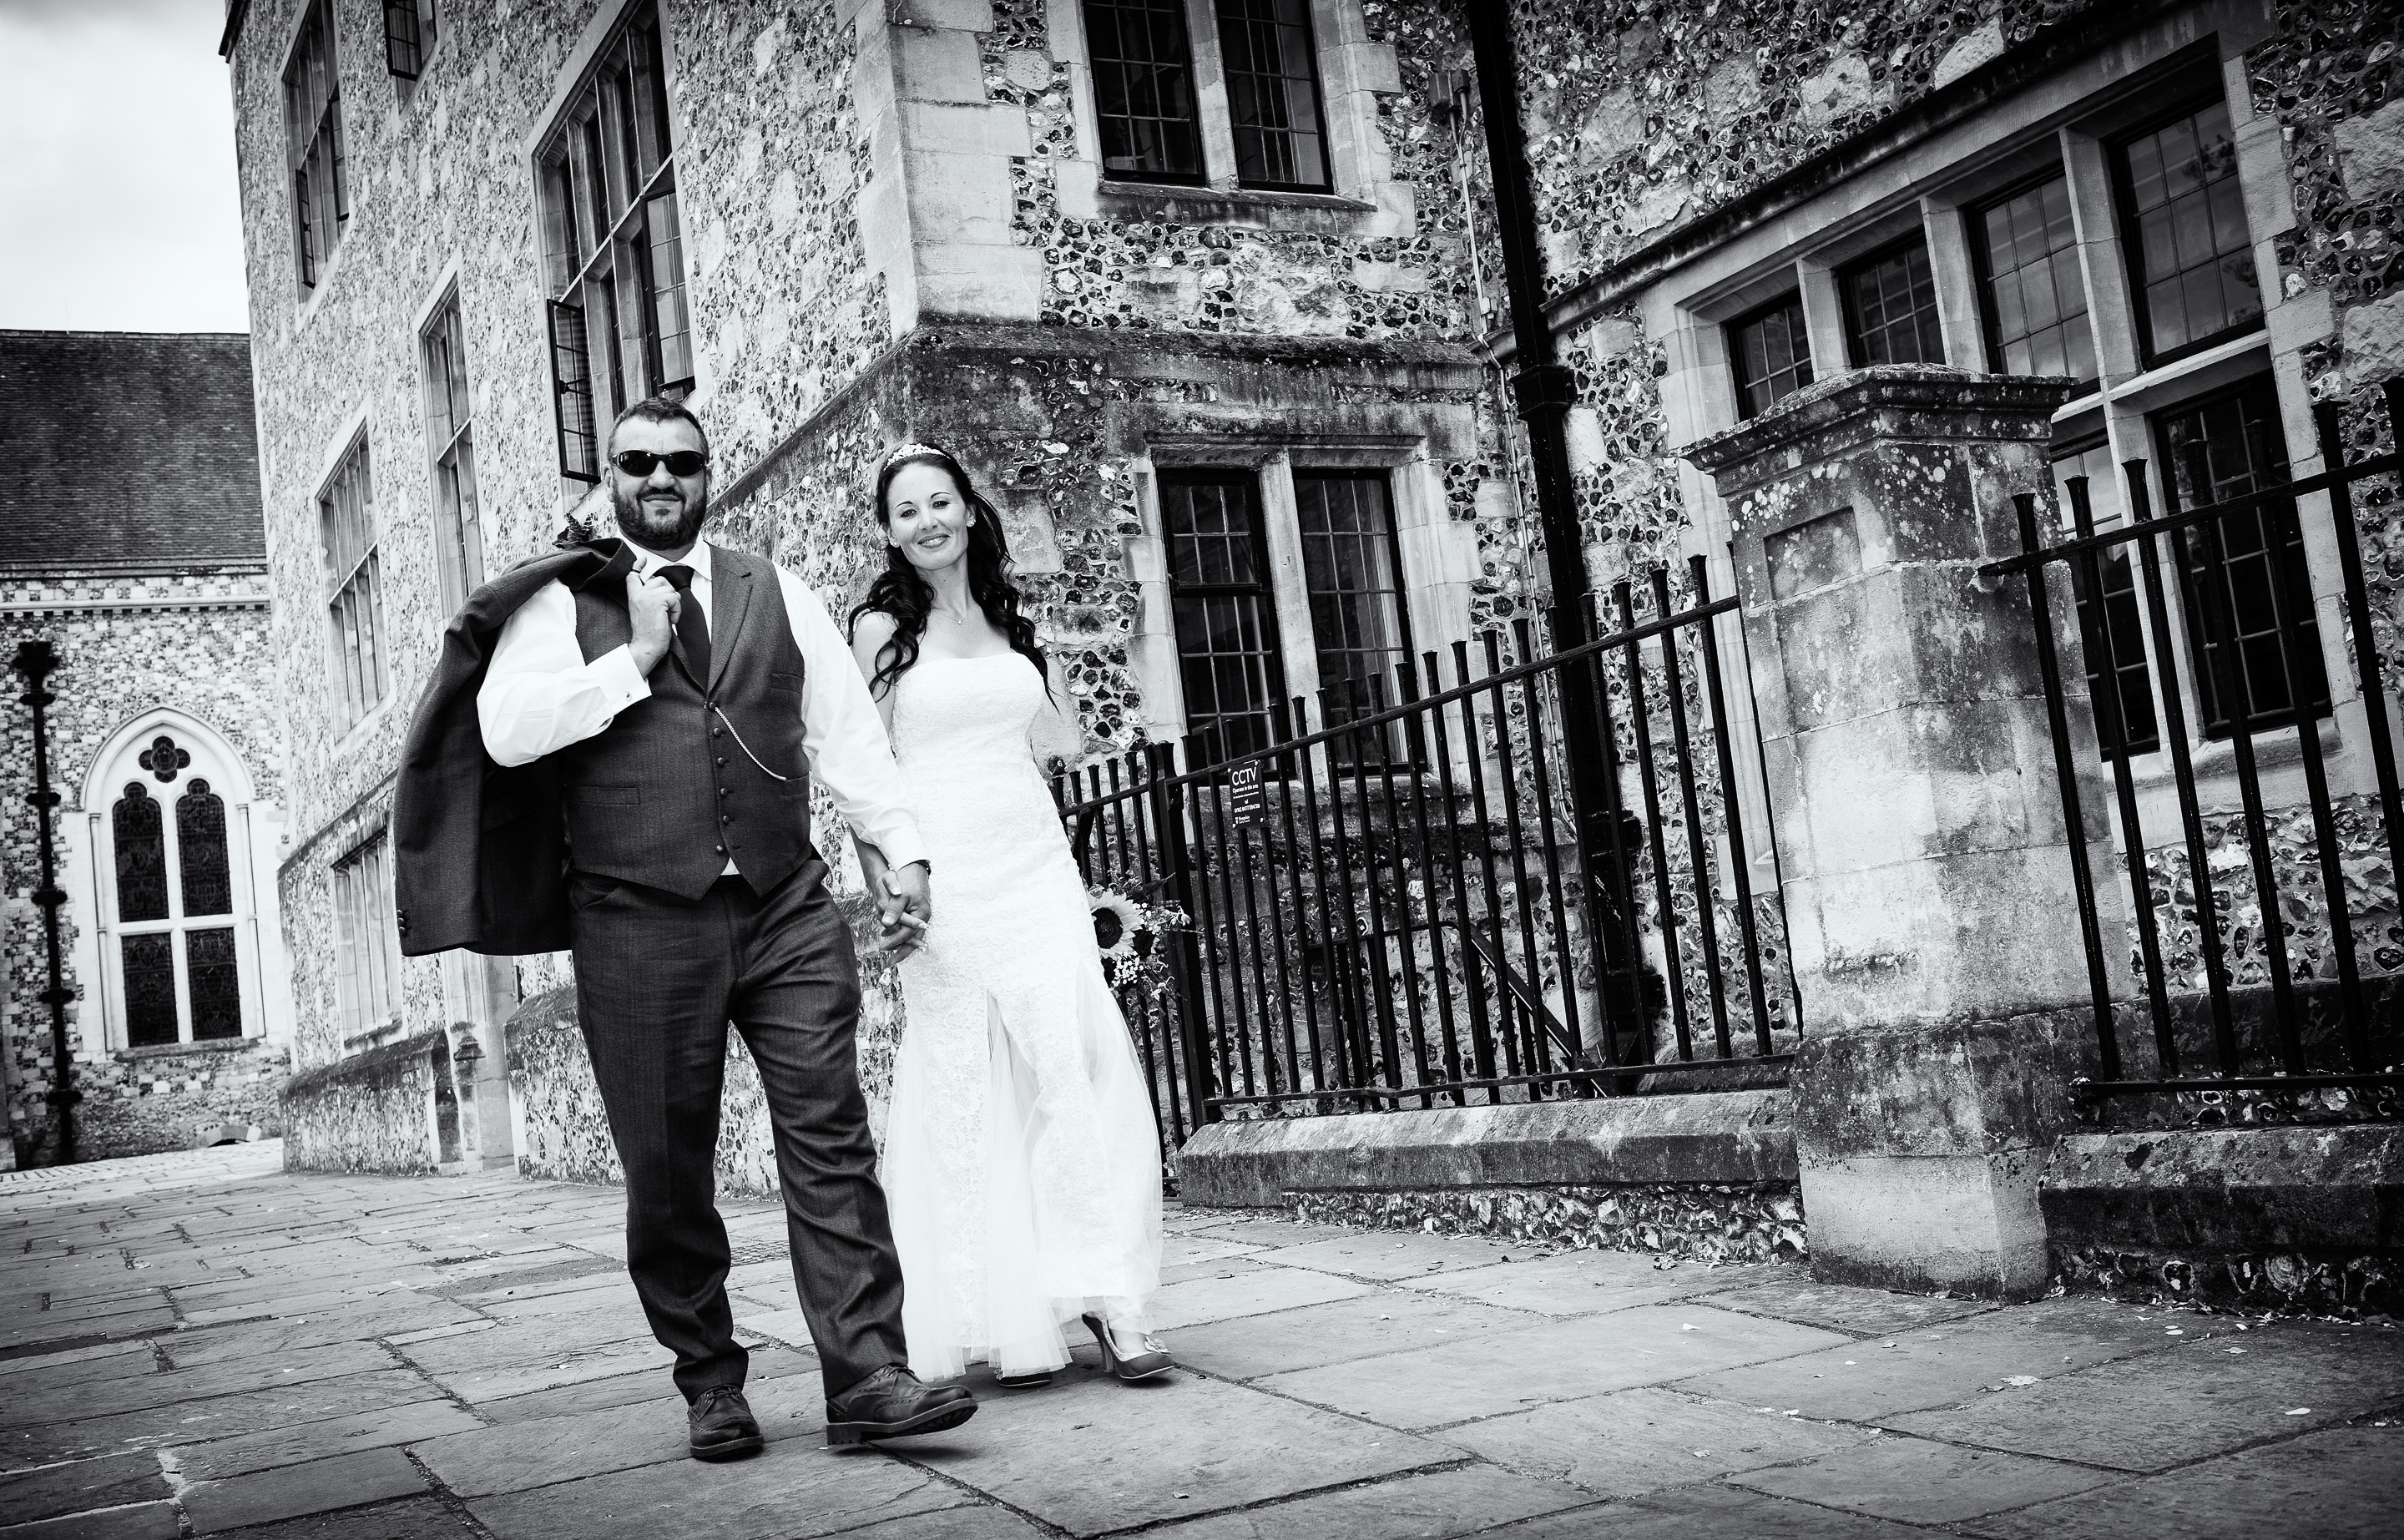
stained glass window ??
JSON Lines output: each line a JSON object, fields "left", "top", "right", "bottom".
{"left": 121, "top": 933, "right": 178, "bottom": 1048}
{"left": 114, "top": 785, "right": 169, "bottom": 923}
{"left": 186, "top": 928, "right": 245, "bottom": 1041}
{"left": 178, "top": 780, "right": 233, "bottom": 918}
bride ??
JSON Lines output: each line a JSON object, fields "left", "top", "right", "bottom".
{"left": 847, "top": 442, "right": 1168, "bottom": 1389}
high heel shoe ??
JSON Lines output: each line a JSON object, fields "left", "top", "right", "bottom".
{"left": 1081, "top": 1312, "right": 1172, "bottom": 1381}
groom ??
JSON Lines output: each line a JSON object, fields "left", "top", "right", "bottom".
{"left": 393, "top": 396, "right": 972, "bottom": 1458}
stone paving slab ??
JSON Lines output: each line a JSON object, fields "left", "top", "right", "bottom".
{"left": 0, "top": 1499, "right": 181, "bottom": 1539}
{"left": 909, "top": 1366, "right": 1450, "bottom": 1535}
{"left": 1672, "top": 1295, "right": 2232, "bottom": 1422}
{"left": 463, "top": 1436, "right": 965, "bottom": 1540}
{"left": 3, "top": 1145, "right": 2396, "bottom": 1538}
{"left": 1168, "top": 1290, "right": 1528, "bottom": 1381}
{"left": 178, "top": 1446, "right": 428, "bottom": 1533}
{"left": 1140, "top": 1465, "right": 1597, "bottom": 1538}
{"left": 1886, "top": 1323, "right": 2404, "bottom": 1471}
{"left": 1963, "top": 1423, "right": 2404, "bottom": 1539}
{"left": 0, "top": 1449, "right": 170, "bottom": 1526}
{"left": 1729, "top": 1431, "right": 2114, "bottom": 1522}
{"left": 1258, "top": 1305, "right": 1852, "bottom": 1430}
{"left": 1398, "top": 1252, "right": 1781, "bottom": 1317}
{"left": 164, "top": 1398, "right": 482, "bottom": 1482}
{"left": 1436, "top": 1385, "right": 1874, "bottom": 1499}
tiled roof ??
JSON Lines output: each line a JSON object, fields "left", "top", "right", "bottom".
{"left": 0, "top": 331, "right": 265, "bottom": 572}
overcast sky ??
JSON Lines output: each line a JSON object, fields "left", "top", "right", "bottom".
{"left": 0, "top": 0, "right": 250, "bottom": 334}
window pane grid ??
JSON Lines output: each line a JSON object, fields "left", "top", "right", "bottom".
{"left": 2117, "top": 100, "right": 2262, "bottom": 361}
{"left": 1216, "top": 0, "right": 1330, "bottom": 192}
{"left": 1842, "top": 239, "right": 1946, "bottom": 367}
{"left": 1728, "top": 294, "right": 1813, "bottom": 419}
{"left": 1084, "top": 0, "right": 1205, "bottom": 183}
{"left": 1164, "top": 475, "right": 1285, "bottom": 763}
{"left": 538, "top": 8, "right": 685, "bottom": 475}
{"left": 422, "top": 295, "right": 484, "bottom": 610}
{"left": 2157, "top": 381, "right": 2326, "bottom": 736}
{"left": 1978, "top": 174, "right": 2096, "bottom": 383}
{"left": 284, "top": 0, "right": 346, "bottom": 290}
{"left": 321, "top": 441, "right": 387, "bottom": 727}
{"left": 1295, "top": 472, "right": 1412, "bottom": 762}
{"left": 334, "top": 836, "right": 401, "bottom": 1034}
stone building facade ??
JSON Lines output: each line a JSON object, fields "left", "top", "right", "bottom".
{"left": 1, "top": 331, "right": 296, "bottom": 1167}
{"left": 225, "top": 0, "right": 2398, "bottom": 1293}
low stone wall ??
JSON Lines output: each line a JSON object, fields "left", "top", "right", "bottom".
{"left": 503, "top": 987, "right": 785, "bottom": 1202}
{"left": 72, "top": 1039, "right": 291, "bottom": 1160}
{"left": 280, "top": 1030, "right": 449, "bottom": 1174}
{"left": 2040, "top": 1123, "right": 2404, "bottom": 1317}
{"left": 1179, "top": 1093, "right": 1802, "bottom": 1263}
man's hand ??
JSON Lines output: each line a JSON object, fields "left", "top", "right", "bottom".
{"left": 878, "top": 860, "right": 932, "bottom": 959}
{"left": 627, "top": 572, "right": 680, "bottom": 675}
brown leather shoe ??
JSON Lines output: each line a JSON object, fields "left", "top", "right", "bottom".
{"left": 688, "top": 1386, "right": 764, "bottom": 1462}
{"left": 825, "top": 1365, "right": 977, "bottom": 1446}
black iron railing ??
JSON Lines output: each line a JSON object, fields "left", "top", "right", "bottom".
{"left": 1057, "top": 556, "right": 1797, "bottom": 1161}
{"left": 1990, "top": 378, "right": 2404, "bottom": 1111}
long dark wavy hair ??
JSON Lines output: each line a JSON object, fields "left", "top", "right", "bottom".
{"left": 848, "top": 445, "right": 1048, "bottom": 698}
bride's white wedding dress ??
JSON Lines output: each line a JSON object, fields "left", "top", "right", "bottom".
{"left": 881, "top": 653, "right": 1164, "bottom": 1381}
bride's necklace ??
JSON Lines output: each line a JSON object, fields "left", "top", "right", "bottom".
{"left": 932, "top": 604, "right": 977, "bottom": 627}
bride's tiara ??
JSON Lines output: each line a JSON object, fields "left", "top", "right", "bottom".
{"left": 880, "top": 441, "right": 948, "bottom": 470}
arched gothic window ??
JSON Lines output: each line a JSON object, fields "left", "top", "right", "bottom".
{"left": 101, "top": 733, "right": 257, "bottom": 1048}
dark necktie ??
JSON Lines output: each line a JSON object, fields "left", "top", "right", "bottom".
{"left": 655, "top": 564, "right": 711, "bottom": 691}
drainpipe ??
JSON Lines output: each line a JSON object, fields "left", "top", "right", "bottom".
{"left": 13, "top": 640, "right": 78, "bottom": 1164}
{"left": 1466, "top": 9, "right": 1645, "bottom": 1055}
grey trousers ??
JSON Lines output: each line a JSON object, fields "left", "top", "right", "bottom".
{"left": 567, "top": 859, "right": 907, "bottom": 1400}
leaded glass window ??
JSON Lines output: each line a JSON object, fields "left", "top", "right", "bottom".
{"left": 186, "top": 929, "right": 245, "bottom": 1042}
{"left": 1084, "top": 0, "right": 1205, "bottom": 184}
{"left": 1217, "top": 0, "right": 1330, "bottom": 192}
{"left": 1977, "top": 173, "right": 2096, "bottom": 384}
{"left": 332, "top": 834, "right": 404, "bottom": 1036}
{"left": 114, "top": 785, "right": 169, "bottom": 924}
{"left": 1728, "top": 293, "right": 1813, "bottom": 420}
{"left": 121, "top": 934, "right": 179, "bottom": 1048}
{"left": 2157, "top": 378, "right": 2326, "bottom": 737}
{"left": 1295, "top": 472, "right": 1413, "bottom": 762}
{"left": 536, "top": 6, "right": 687, "bottom": 482}
{"left": 178, "top": 780, "right": 233, "bottom": 918}
{"left": 2115, "top": 99, "right": 2261, "bottom": 363}
{"left": 1164, "top": 472, "right": 1286, "bottom": 764}
{"left": 1841, "top": 238, "right": 1946, "bottom": 367}
{"left": 2053, "top": 442, "right": 2159, "bottom": 760}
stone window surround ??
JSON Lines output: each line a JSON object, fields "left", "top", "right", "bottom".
{"left": 413, "top": 265, "right": 485, "bottom": 614}
{"left": 311, "top": 409, "right": 395, "bottom": 747}
{"left": 71, "top": 709, "right": 275, "bottom": 1060}
{"left": 1046, "top": 0, "right": 1412, "bottom": 239}
{"left": 330, "top": 821, "right": 406, "bottom": 1052}
{"left": 277, "top": 0, "right": 350, "bottom": 321}
{"left": 1633, "top": 3, "right": 2376, "bottom": 830}
{"left": 1123, "top": 415, "right": 1476, "bottom": 746}
{"left": 518, "top": 0, "right": 691, "bottom": 487}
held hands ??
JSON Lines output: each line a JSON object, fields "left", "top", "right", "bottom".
{"left": 856, "top": 841, "right": 933, "bottom": 959}
{"left": 626, "top": 572, "right": 681, "bottom": 675}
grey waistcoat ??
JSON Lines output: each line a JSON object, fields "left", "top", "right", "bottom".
{"left": 563, "top": 547, "right": 813, "bottom": 900}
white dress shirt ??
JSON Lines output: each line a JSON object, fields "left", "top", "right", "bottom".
{"left": 476, "top": 537, "right": 929, "bottom": 873}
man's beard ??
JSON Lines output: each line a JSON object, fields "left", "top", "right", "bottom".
{"left": 614, "top": 485, "right": 708, "bottom": 550}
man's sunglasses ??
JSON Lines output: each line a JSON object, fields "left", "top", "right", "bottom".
{"left": 611, "top": 450, "right": 710, "bottom": 477}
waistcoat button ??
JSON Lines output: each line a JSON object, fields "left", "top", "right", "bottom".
{"left": 719, "top": 787, "right": 730, "bottom": 798}
{"left": 715, "top": 756, "right": 727, "bottom": 768}
{"left": 720, "top": 813, "right": 732, "bottom": 824}
{"left": 711, "top": 725, "right": 724, "bottom": 738}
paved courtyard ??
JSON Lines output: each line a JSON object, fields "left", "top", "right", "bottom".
{"left": 0, "top": 1144, "right": 2396, "bottom": 1539}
